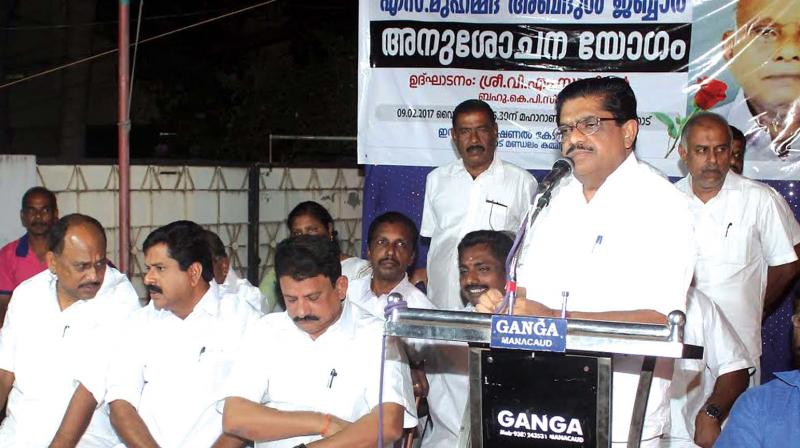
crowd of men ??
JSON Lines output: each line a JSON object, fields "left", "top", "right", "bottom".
{"left": 0, "top": 76, "right": 798, "bottom": 448}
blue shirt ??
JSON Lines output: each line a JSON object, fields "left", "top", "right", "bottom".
{"left": 715, "top": 370, "right": 800, "bottom": 447}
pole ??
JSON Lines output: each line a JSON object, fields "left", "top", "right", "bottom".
{"left": 118, "top": 1, "right": 130, "bottom": 274}
{"left": 247, "top": 164, "right": 260, "bottom": 284}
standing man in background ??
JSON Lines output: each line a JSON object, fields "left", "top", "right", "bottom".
{"left": 0, "top": 187, "right": 58, "bottom": 323}
{"left": 418, "top": 99, "right": 536, "bottom": 310}
{"left": 676, "top": 112, "right": 798, "bottom": 383}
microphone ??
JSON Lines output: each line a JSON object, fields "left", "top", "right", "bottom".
{"left": 384, "top": 292, "right": 407, "bottom": 319}
{"left": 537, "top": 157, "right": 574, "bottom": 195}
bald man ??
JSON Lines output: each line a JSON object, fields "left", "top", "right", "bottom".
{"left": 676, "top": 112, "right": 798, "bottom": 384}
{"left": 0, "top": 214, "right": 140, "bottom": 447}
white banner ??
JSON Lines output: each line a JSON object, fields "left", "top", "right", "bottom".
{"left": 358, "top": 0, "right": 800, "bottom": 180}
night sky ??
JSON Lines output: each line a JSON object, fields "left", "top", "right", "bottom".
{"left": 0, "top": 0, "right": 359, "bottom": 164}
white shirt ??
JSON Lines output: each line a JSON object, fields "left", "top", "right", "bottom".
{"left": 221, "top": 300, "right": 417, "bottom": 448}
{"left": 516, "top": 152, "right": 697, "bottom": 442}
{"left": 105, "top": 283, "right": 261, "bottom": 448}
{"left": 347, "top": 275, "right": 470, "bottom": 447}
{"left": 421, "top": 156, "right": 536, "bottom": 310}
{"left": 663, "top": 287, "right": 753, "bottom": 447}
{"left": 675, "top": 172, "right": 797, "bottom": 363}
{"left": 768, "top": 186, "right": 800, "bottom": 246}
{"left": 0, "top": 267, "right": 140, "bottom": 448}
{"left": 341, "top": 256, "right": 372, "bottom": 281}
{"left": 721, "top": 89, "right": 800, "bottom": 161}
{"left": 219, "top": 268, "right": 265, "bottom": 313}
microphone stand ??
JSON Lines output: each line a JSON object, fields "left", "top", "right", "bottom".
{"left": 498, "top": 188, "right": 555, "bottom": 315}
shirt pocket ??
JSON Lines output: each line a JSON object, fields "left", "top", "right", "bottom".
{"left": 486, "top": 199, "right": 509, "bottom": 230}
{"left": 719, "top": 224, "right": 753, "bottom": 266}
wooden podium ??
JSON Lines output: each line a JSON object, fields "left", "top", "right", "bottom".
{"left": 384, "top": 308, "right": 703, "bottom": 448}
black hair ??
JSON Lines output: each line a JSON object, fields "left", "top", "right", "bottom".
{"left": 287, "top": 201, "right": 338, "bottom": 240}
{"left": 452, "top": 99, "right": 497, "bottom": 128}
{"left": 367, "top": 211, "right": 419, "bottom": 252}
{"left": 203, "top": 229, "right": 227, "bottom": 260}
{"left": 48, "top": 213, "right": 107, "bottom": 255}
{"left": 730, "top": 125, "right": 746, "bottom": 145}
{"left": 457, "top": 230, "right": 514, "bottom": 268}
{"left": 142, "top": 220, "right": 213, "bottom": 283}
{"left": 680, "top": 112, "right": 732, "bottom": 148}
{"left": 274, "top": 235, "right": 341, "bottom": 285}
{"left": 21, "top": 186, "right": 57, "bottom": 211}
{"left": 555, "top": 76, "right": 638, "bottom": 125}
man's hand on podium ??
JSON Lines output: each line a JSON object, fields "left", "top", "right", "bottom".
{"left": 475, "top": 287, "right": 556, "bottom": 318}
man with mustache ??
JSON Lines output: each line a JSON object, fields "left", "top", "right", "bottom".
{"left": 458, "top": 230, "right": 513, "bottom": 310}
{"left": 0, "top": 187, "right": 59, "bottom": 324}
{"left": 106, "top": 220, "right": 261, "bottom": 447}
{"left": 0, "top": 214, "right": 140, "bottom": 447}
{"left": 717, "top": 0, "right": 800, "bottom": 160}
{"left": 676, "top": 112, "right": 798, "bottom": 385}
{"left": 348, "top": 211, "right": 434, "bottom": 319}
{"left": 347, "top": 212, "right": 454, "bottom": 445}
{"left": 219, "top": 235, "right": 417, "bottom": 447}
{"left": 417, "top": 99, "right": 536, "bottom": 311}
{"left": 477, "top": 76, "right": 697, "bottom": 446}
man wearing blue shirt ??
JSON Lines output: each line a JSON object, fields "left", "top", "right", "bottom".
{"left": 715, "top": 369, "right": 800, "bottom": 447}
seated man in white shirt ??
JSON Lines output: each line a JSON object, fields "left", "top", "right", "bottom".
{"left": 348, "top": 211, "right": 434, "bottom": 317}
{"left": 347, "top": 211, "right": 445, "bottom": 444}
{"left": 220, "top": 235, "right": 417, "bottom": 447}
{"left": 447, "top": 230, "right": 515, "bottom": 446}
{"left": 663, "top": 288, "right": 751, "bottom": 448}
{"left": 203, "top": 229, "right": 264, "bottom": 313}
{"left": 0, "top": 213, "right": 140, "bottom": 447}
{"left": 106, "top": 220, "right": 261, "bottom": 448}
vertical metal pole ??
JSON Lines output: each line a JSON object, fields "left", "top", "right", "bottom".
{"left": 247, "top": 164, "right": 260, "bottom": 284}
{"left": 118, "top": 1, "right": 131, "bottom": 274}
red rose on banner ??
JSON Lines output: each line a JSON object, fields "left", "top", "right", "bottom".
{"left": 694, "top": 77, "right": 728, "bottom": 110}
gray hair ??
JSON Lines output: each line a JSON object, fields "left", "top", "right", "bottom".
{"left": 679, "top": 111, "right": 733, "bottom": 149}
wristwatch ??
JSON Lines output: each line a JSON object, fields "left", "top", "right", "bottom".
{"left": 704, "top": 403, "right": 723, "bottom": 421}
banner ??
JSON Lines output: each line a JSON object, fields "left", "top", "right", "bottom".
{"left": 358, "top": 0, "right": 800, "bottom": 180}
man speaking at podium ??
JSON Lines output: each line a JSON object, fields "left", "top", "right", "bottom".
{"left": 477, "top": 76, "right": 696, "bottom": 446}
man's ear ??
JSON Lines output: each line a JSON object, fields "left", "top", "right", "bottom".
{"left": 220, "top": 257, "right": 230, "bottom": 278}
{"left": 678, "top": 144, "right": 688, "bottom": 163}
{"left": 335, "top": 275, "right": 348, "bottom": 301}
{"left": 188, "top": 261, "right": 203, "bottom": 286}
{"left": 622, "top": 119, "right": 639, "bottom": 150}
{"left": 46, "top": 251, "right": 57, "bottom": 274}
{"left": 722, "top": 29, "right": 735, "bottom": 61}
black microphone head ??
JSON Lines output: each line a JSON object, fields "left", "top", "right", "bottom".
{"left": 387, "top": 292, "right": 405, "bottom": 303}
{"left": 553, "top": 156, "right": 574, "bottom": 173}
{"left": 536, "top": 157, "right": 575, "bottom": 194}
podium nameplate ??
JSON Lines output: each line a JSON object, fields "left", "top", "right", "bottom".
{"left": 490, "top": 315, "right": 568, "bottom": 353}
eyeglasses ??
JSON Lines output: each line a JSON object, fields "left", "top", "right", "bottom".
{"left": 553, "top": 116, "right": 617, "bottom": 141}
